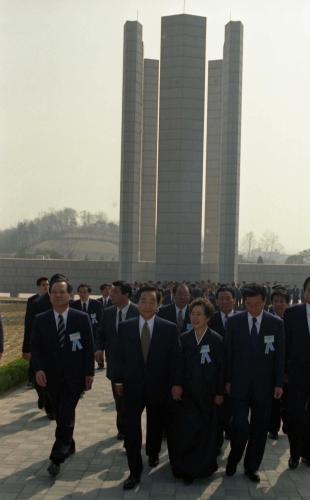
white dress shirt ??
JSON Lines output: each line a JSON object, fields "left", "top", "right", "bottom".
{"left": 81, "top": 300, "right": 89, "bottom": 312}
{"left": 53, "top": 307, "right": 69, "bottom": 329}
{"left": 220, "top": 310, "right": 234, "bottom": 326}
{"left": 139, "top": 315, "right": 155, "bottom": 338}
{"left": 247, "top": 310, "right": 264, "bottom": 334}
{"left": 175, "top": 305, "right": 188, "bottom": 321}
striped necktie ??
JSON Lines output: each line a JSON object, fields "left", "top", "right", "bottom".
{"left": 57, "top": 314, "right": 66, "bottom": 349}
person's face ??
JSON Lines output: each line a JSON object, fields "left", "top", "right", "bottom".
{"left": 272, "top": 296, "right": 289, "bottom": 318}
{"left": 244, "top": 295, "right": 266, "bottom": 317}
{"left": 78, "top": 286, "right": 90, "bottom": 302}
{"left": 38, "top": 280, "right": 49, "bottom": 295}
{"left": 101, "top": 286, "right": 110, "bottom": 298}
{"left": 216, "top": 291, "right": 235, "bottom": 314}
{"left": 190, "top": 305, "right": 209, "bottom": 331}
{"left": 138, "top": 291, "right": 159, "bottom": 319}
{"left": 110, "top": 286, "right": 128, "bottom": 307}
{"left": 174, "top": 285, "right": 191, "bottom": 309}
{"left": 50, "top": 282, "right": 70, "bottom": 309}
{"left": 304, "top": 282, "right": 310, "bottom": 304}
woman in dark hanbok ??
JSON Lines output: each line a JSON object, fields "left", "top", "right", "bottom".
{"left": 169, "top": 298, "right": 224, "bottom": 483}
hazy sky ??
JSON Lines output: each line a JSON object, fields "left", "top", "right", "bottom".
{"left": 0, "top": 0, "right": 309, "bottom": 254}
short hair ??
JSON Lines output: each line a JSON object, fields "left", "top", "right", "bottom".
{"left": 189, "top": 298, "right": 214, "bottom": 319}
{"left": 49, "top": 278, "right": 73, "bottom": 294}
{"left": 136, "top": 286, "right": 162, "bottom": 304}
{"left": 242, "top": 283, "right": 267, "bottom": 301}
{"left": 112, "top": 280, "right": 132, "bottom": 298}
{"left": 303, "top": 277, "right": 310, "bottom": 291}
{"left": 172, "top": 282, "right": 190, "bottom": 295}
{"left": 215, "top": 285, "right": 235, "bottom": 299}
{"left": 271, "top": 288, "right": 290, "bottom": 304}
{"left": 99, "top": 283, "right": 111, "bottom": 290}
{"left": 50, "top": 273, "right": 67, "bottom": 284}
{"left": 36, "top": 276, "right": 49, "bottom": 287}
{"left": 77, "top": 283, "right": 92, "bottom": 293}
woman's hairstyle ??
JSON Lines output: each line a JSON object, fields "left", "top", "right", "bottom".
{"left": 189, "top": 298, "right": 214, "bottom": 318}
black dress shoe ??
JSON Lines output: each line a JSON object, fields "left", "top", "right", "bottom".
{"left": 47, "top": 462, "right": 60, "bottom": 477}
{"left": 148, "top": 455, "right": 159, "bottom": 467}
{"left": 302, "top": 457, "right": 310, "bottom": 466}
{"left": 117, "top": 432, "right": 125, "bottom": 440}
{"left": 226, "top": 461, "right": 237, "bottom": 476}
{"left": 268, "top": 432, "right": 278, "bottom": 440}
{"left": 245, "top": 470, "right": 260, "bottom": 483}
{"left": 123, "top": 475, "right": 140, "bottom": 490}
{"left": 288, "top": 456, "right": 300, "bottom": 469}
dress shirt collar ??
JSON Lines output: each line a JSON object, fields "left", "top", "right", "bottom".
{"left": 139, "top": 315, "right": 155, "bottom": 337}
{"left": 175, "top": 304, "right": 188, "bottom": 317}
{"left": 306, "top": 303, "right": 310, "bottom": 316}
{"left": 247, "top": 310, "right": 264, "bottom": 334}
{"left": 117, "top": 301, "right": 131, "bottom": 320}
{"left": 53, "top": 307, "right": 69, "bottom": 328}
{"left": 194, "top": 328, "right": 208, "bottom": 345}
{"left": 220, "top": 310, "right": 234, "bottom": 324}
{"left": 81, "top": 299, "right": 89, "bottom": 309}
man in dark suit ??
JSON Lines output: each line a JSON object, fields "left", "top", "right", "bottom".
{"left": 31, "top": 277, "right": 94, "bottom": 477}
{"left": 95, "top": 281, "right": 139, "bottom": 439}
{"left": 114, "top": 286, "right": 183, "bottom": 490}
{"left": 225, "top": 283, "right": 284, "bottom": 483}
{"left": 158, "top": 283, "right": 191, "bottom": 333}
{"left": 268, "top": 287, "right": 290, "bottom": 440}
{"left": 97, "top": 283, "right": 113, "bottom": 309}
{"left": 23, "top": 274, "right": 66, "bottom": 418}
{"left": 209, "top": 285, "right": 236, "bottom": 338}
{"left": 284, "top": 276, "right": 310, "bottom": 469}
{"left": 23, "top": 277, "right": 49, "bottom": 388}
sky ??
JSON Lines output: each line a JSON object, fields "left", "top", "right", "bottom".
{"left": 0, "top": 0, "right": 309, "bottom": 254}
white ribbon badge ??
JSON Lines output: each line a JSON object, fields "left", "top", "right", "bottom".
{"left": 200, "top": 344, "right": 211, "bottom": 364}
{"left": 264, "top": 335, "right": 275, "bottom": 354}
{"left": 70, "top": 332, "right": 83, "bottom": 352}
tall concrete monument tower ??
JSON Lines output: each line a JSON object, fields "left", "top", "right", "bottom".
{"left": 118, "top": 21, "right": 144, "bottom": 281}
{"left": 155, "top": 14, "right": 206, "bottom": 282}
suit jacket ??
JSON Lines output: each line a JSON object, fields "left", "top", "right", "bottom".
{"left": 0, "top": 314, "right": 4, "bottom": 353}
{"left": 71, "top": 299, "right": 102, "bottom": 334}
{"left": 209, "top": 311, "right": 239, "bottom": 338}
{"left": 31, "top": 308, "right": 94, "bottom": 392}
{"left": 284, "top": 304, "right": 310, "bottom": 386}
{"left": 157, "top": 304, "right": 191, "bottom": 333}
{"left": 22, "top": 293, "right": 52, "bottom": 353}
{"left": 114, "top": 316, "right": 183, "bottom": 404}
{"left": 225, "top": 310, "right": 284, "bottom": 401}
{"left": 97, "top": 297, "right": 113, "bottom": 309}
{"left": 95, "top": 303, "right": 139, "bottom": 380}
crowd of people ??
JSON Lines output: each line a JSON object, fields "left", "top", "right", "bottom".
{"left": 0, "top": 274, "right": 310, "bottom": 490}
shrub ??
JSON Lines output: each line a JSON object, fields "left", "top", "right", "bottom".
{"left": 0, "top": 358, "right": 29, "bottom": 394}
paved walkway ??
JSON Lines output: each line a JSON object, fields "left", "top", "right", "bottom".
{"left": 0, "top": 372, "right": 309, "bottom": 499}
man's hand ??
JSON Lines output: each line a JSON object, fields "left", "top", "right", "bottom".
{"left": 225, "top": 383, "right": 231, "bottom": 395}
{"left": 214, "top": 395, "right": 224, "bottom": 406}
{"left": 274, "top": 387, "right": 283, "bottom": 399}
{"left": 35, "top": 370, "right": 47, "bottom": 387}
{"left": 85, "top": 376, "right": 94, "bottom": 391}
{"left": 95, "top": 350, "right": 104, "bottom": 363}
{"left": 115, "top": 384, "right": 124, "bottom": 397}
{"left": 23, "top": 352, "right": 31, "bottom": 361}
{"left": 171, "top": 385, "right": 183, "bottom": 401}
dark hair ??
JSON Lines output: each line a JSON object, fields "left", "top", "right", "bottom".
{"left": 215, "top": 286, "right": 235, "bottom": 299}
{"left": 100, "top": 283, "right": 111, "bottom": 290}
{"left": 172, "top": 283, "right": 190, "bottom": 295}
{"left": 242, "top": 283, "right": 267, "bottom": 301}
{"left": 136, "top": 286, "right": 162, "bottom": 304}
{"left": 50, "top": 273, "right": 67, "bottom": 284}
{"left": 189, "top": 298, "right": 214, "bottom": 318}
{"left": 303, "top": 277, "right": 310, "bottom": 291}
{"left": 112, "top": 280, "right": 132, "bottom": 299}
{"left": 49, "top": 278, "right": 73, "bottom": 294}
{"left": 36, "top": 276, "right": 49, "bottom": 287}
{"left": 77, "top": 283, "right": 92, "bottom": 293}
{"left": 271, "top": 288, "right": 290, "bottom": 304}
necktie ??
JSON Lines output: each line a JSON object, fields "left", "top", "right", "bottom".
{"left": 118, "top": 309, "right": 123, "bottom": 331}
{"left": 177, "top": 309, "right": 183, "bottom": 332}
{"left": 224, "top": 314, "right": 229, "bottom": 329}
{"left": 82, "top": 302, "right": 87, "bottom": 313}
{"left": 58, "top": 314, "right": 66, "bottom": 349}
{"left": 250, "top": 317, "right": 258, "bottom": 350}
{"left": 141, "top": 321, "right": 151, "bottom": 363}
